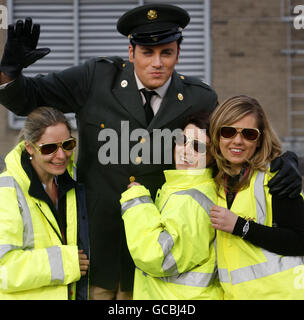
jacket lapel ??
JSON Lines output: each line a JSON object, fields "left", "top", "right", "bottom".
{"left": 112, "top": 66, "right": 191, "bottom": 130}
{"left": 148, "top": 71, "right": 191, "bottom": 131}
{"left": 112, "top": 63, "right": 147, "bottom": 127}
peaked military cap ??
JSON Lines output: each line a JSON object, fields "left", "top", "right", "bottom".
{"left": 117, "top": 3, "right": 190, "bottom": 46}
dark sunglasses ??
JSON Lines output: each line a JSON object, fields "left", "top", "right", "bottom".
{"left": 174, "top": 133, "right": 206, "bottom": 153}
{"left": 220, "top": 126, "right": 260, "bottom": 141}
{"left": 31, "top": 137, "right": 76, "bottom": 155}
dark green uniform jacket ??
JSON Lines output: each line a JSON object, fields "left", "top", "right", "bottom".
{"left": 0, "top": 57, "right": 218, "bottom": 290}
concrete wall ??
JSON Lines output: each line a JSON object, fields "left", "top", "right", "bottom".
{"left": 211, "top": 0, "right": 304, "bottom": 172}
{"left": 212, "top": 0, "right": 288, "bottom": 136}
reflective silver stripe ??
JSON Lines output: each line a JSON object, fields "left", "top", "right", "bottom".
{"left": 124, "top": 189, "right": 215, "bottom": 276}
{"left": 158, "top": 189, "right": 215, "bottom": 275}
{"left": 172, "top": 189, "right": 215, "bottom": 216}
{"left": 159, "top": 270, "right": 216, "bottom": 288}
{"left": 0, "top": 176, "right": 15, "bottom": 188}
{"left": 218, "top": 268, "right": 230, "bottom": 283}
{"left": 13, "top": 179, "right": 35, "bottom": 249}
{"left": 254, "top": 171, "right": 267, "bottom": 225}
{"left": 230, "top": 254, "right": 304, "bottom": 285}
{"left": 158, "top": 231, "right": 178, "bottom": 275}
{"left": 0, "top": 177, "right": 65, "bottom": 283}
{"left": 139, "top": 266, "right": 217, "bottom": 288}
{"left": 0, "top": 244, "right": 22, "bottom": 259}
{"left": 46, "top": 246, "right": 65, "bottom": 283}
{"left": 220, "top": 170, "right": 304, "bottom": 285}
{"left": 0, "top": 176, "right": 34, "bottom": 250}
{"left": 121, "top": 196, "right": 153, "bottom": 216}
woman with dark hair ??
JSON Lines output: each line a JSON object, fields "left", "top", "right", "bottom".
{"left": 0, "top": 107, "right": 89, "bottom": 300}
{"left": 120, "top": 111, "right": 223, "bottom": 300}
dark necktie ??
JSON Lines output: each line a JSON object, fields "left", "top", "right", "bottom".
{"left": 141, "top": 89, "right": 157, "bottom": 125}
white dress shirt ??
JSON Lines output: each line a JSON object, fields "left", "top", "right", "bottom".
{"left": 134, "top": 71, "right": 171, "bottom": 116}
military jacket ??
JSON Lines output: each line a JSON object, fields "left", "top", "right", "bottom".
{"left": 0, "top": 57, "right": 218, "bottom": 290}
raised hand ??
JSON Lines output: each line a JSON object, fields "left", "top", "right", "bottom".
{"left": 0, "top": 17, "right": 50, "bottom": 78}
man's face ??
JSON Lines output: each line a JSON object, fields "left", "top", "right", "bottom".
{"left": 129, "top": 41, "right": 180, "bottom": 89}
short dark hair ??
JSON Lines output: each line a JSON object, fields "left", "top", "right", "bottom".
{"left": 181, "top": 111, "right": 211, "bottom": 135}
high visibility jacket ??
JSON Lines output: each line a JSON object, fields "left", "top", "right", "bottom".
{"left": 217, "top": 169, "right": 304, "bottom": 300}
{"left": 0, "top": 142, "right": 82, "bottom": 300}
{"left": 120, "top": 169, "right": 223, "bottom": 300}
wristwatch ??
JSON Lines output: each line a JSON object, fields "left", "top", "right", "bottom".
{"left": 241, "top": 220, "right": 250, "bottom": 238}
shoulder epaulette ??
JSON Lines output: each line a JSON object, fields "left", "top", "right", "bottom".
{"left": 96, "top": 56, "right": 125, "bottom": 70}
{"left": 177, "top": 73, "right": 213, "bottom": 91}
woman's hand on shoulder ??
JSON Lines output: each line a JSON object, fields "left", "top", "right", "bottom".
{"left": 210, "top": 205, "right": 238, "bottom": 233}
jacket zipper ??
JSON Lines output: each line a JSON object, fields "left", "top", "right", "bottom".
{"left": 35, "top": 202, "right": 64, "bottom": 245}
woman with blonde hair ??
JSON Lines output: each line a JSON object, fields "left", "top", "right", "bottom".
{"left": 208, "top": 95, "right": 304, "bottom": 300}
{"left": 0, "top": 107, "right": 89, "bottom": 299}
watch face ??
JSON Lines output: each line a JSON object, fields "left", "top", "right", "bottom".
{"left": 242, "top": 221, "right": 250, "bottom": 238}
{"left": 244, "top": 223, "right": 249, "bottom": 233}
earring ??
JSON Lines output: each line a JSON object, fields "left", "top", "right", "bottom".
{"left": 29, "top": 155, "right": 33, "bottom": 160}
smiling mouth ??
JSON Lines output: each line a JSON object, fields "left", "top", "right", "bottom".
{"left": 51, "top": 162, "right": 66, "bottom": 167}
{"left": 179, "top": 156, "right": 194, "bottom": 164}
{"left": 230, "top": 148, "right": 243, "bottom": 154}
{"left": 151, "top": 72, "right": 163, "bottom": 76}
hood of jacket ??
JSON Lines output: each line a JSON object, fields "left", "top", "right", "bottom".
{"left": 3, "top": 141, "right": 76, "bottom": 190}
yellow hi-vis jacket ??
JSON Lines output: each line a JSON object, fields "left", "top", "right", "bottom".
{"left": 0, "top": 142, "right": 81, "bottom": 300}
{"left": 217, "top": 169, "right": 304, "bottom": 300}
{"left": 120, "top": 169, "right": 223, "bottom": 300}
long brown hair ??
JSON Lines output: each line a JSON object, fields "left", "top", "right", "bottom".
{"left": 209, "top": 95, "right": 282, "bottom": 192}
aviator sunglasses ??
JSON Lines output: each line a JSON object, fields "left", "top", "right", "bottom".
{"left": 174, "top": 132, "right": 206, "bottom": 153}
{"left": 220, "top": 126, "right": 260, "bottom": 141}
{"left": 31, "top": 137, "right": 77, "bottom": 155}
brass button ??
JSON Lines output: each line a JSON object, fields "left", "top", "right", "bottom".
{"left": 122, "top": 63, "right": 126, "bottom": 68}
{"left": 180, "top": 75, "right": 185, "bottom": 80}
{"left": 121, "top": 80, "right": 128, "bottom": 88}
{"left": 135, "top": 157, "right": 142, "bottom": 164}
{"left": 129, "top": 176, "right": 136, "bottom": 183}
{"left": 177, "top": 93, "right": 184, "bottom": 101}
{"left": 100, "top": 123, "right": 105, "bottom": 128}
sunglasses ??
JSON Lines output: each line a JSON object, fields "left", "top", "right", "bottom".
{"left": 174, "top": 133, "right": 206, "bottom": 153}
{"left": 220, "top": 126, "right": 260, "bottom": 141}
{"left": 31, "top": 137, "right": 76, "bottom": 155}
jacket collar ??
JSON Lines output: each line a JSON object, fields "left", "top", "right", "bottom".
{"left": 134, "top": 71, "right": 172, "bottom": 99}
{"left": 4, "top": 142, "right": 77, "bottom": 203}
{"left": 20, "top": 151, "right": 77, "bottom": 205}
{"left": 112, "top": 62, "right": 191, "bottom": 130}
{"left": 163, "top": 168, "right": 213, "bottom": 187}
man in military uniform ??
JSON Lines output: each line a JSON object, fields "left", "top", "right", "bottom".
{"left": 0, "top": 3, "right": 301, "bottom": 299}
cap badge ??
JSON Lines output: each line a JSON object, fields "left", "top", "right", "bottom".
{"left": 147, "top": 9, "right": 158, "bottom": 20}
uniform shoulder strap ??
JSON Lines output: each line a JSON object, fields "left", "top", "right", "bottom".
{"left": 96, "top": 56, "right": 125, "bottom": 70}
